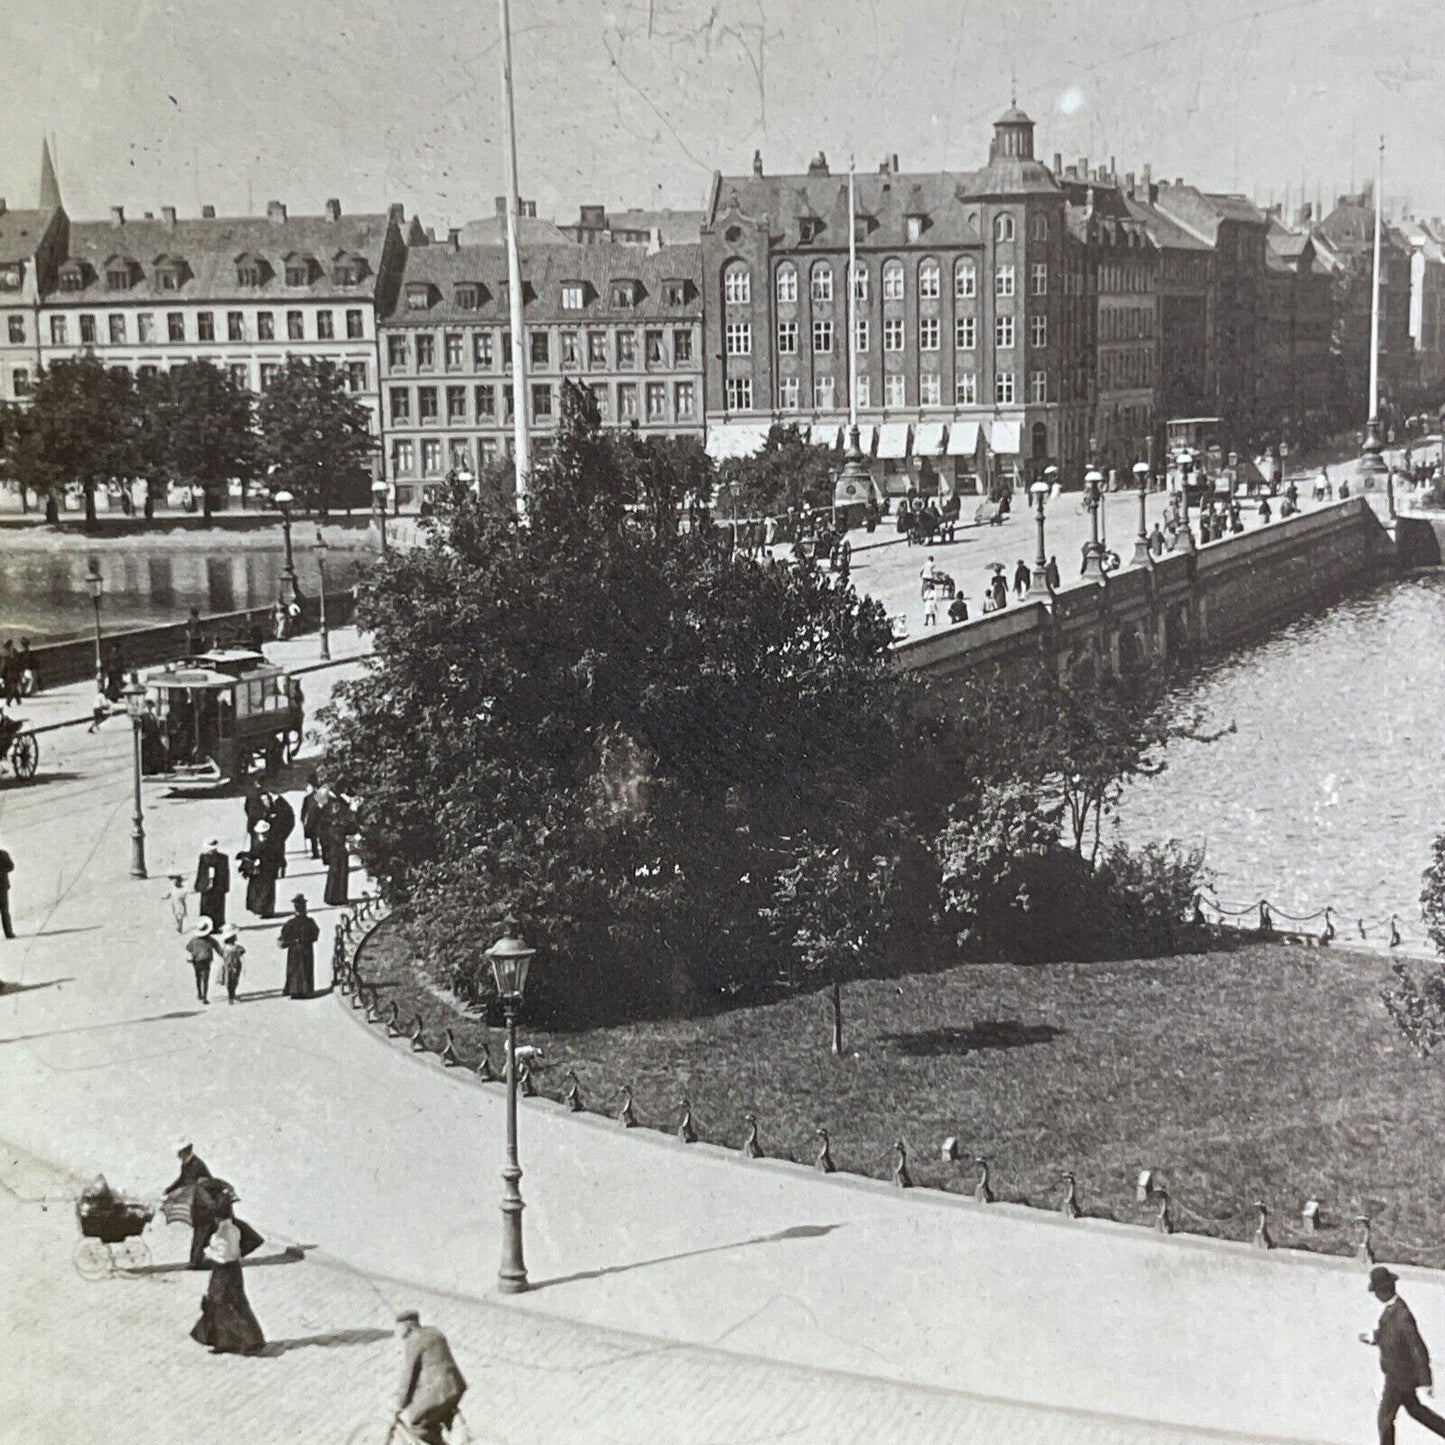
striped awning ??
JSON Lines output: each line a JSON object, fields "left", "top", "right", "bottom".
{"left": 947, "top": 420, "right": 981, "bottom": 455}
{"left": 914, "top": 421, "right": 947, "bottom": 455}
{"left": 876, "top": 422, "right": 911, "bottom": 459}
{"left": 705, "top": 423, "right": 771, "bottom": 461}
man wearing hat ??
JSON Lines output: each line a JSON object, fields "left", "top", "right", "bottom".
{"left": 1361, "top": 1264, "right": 1445, "bottom": 1443}
{"left": 240, "top": 822, "right": 277, "bottom": 918}
{"left": 163, "top": 1140, "right": 215, "bottom": 1269}
{"left": 185, "top": 919, "right": 216, "bottom": 1004}
{"left": 217, "top": 924, "right": 245, "bottom": 1005}
{"left": 193, "top": 839, "right": 229, "bottom": 929}
{"left": 392, "top": 1310, "right": 467, "bottom": 1445}
{"left": 280, "top": 894, "right": 320, "bottom": 999}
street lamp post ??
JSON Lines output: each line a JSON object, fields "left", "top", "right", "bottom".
{"left": 122, "top": 678, "right": 148, "bottom": 879}
{"left": 313, "top": 533, "right": 331, "bottom": 661}
{"left": 1028, "top": 475, "right": 1054, "bottom": 597}
{"left": 488, "top": 917, "right": 537, "bottom": 1295}
{"left": 273, "top": 490, "right": 299, "bottom": 604}
{"left": 84, "top": 560, "right": 104, "bottom": 678}
{"left": 1131, "top": 460, "right": 1153, "bottom": 568}
{"left": 372, "top": 479, "right": 390, "bottom": 554}
{"left": 1082, "top": 467, "right": 1106, "bottom": 579}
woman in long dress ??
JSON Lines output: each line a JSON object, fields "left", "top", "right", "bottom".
{"left": 241, "top": 821, "right": 277, "bottom": 918}
{"left": 190, "top": 1198, "right": 265, "bottom": 1356}
{"left": 279, "top": 894, "right": 320, "bottom": 999}
{"left": 321, "top": 799, "right": 353, "bottom": 907}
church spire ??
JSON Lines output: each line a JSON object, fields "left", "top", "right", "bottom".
{"left": 39, "top": 137, "right": 61, "bottom": 211}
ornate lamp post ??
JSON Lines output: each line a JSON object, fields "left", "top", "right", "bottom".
{"left": 313, "top": 532, "right": 331, "bottom": 661}
{"left": 84, "top": 560, "right": 104, "bottom": 678}
{"left": 1082, "top": 467, "right": 1106, "bottom": 579}
{"left": 1028, "top": 475, "right": 1054, "bottom": 597}
{"left": 456, "top": 465, "right": 475, "bottom": 496}
{"left": 121, "top": 677, "right": 148, "bottom": 879}
{"left": 1131, "top": 460, "right": 1153, "bottom": 567}
{"left": 488, "top": 917, "right": 537, "bottom": 1294}
{"left": 273, "top": 490, "right": 299, "bottom": 603}
{"left": 372, "top": 479, "right": 390, "bottom": 554}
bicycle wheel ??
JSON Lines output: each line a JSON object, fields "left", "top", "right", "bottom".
{"left": 72, "top": 1238, "right": 114, "bottom": 1281}
{"left": 116, "top": 1236, "right": 151, "bottom": 1272}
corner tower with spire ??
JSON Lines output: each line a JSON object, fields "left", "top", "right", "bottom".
{"left": 39, "top": 137, "right": 62, "bottom": 213}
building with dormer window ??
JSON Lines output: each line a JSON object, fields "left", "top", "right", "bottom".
{"left": 378, "top": 239, "right": 702, "bottom": 506}
{"left": 0, "top": 143, "right": 68, "bottom": 403}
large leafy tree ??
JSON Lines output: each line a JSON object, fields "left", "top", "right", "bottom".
{"left": 322, "top": 382, "right": 912, "bottom": 1026}
{"left": 149, "top": 361, "right": 256, "bottom": 519}
{"left": 256, "top": 357, "right": 372, "bottom": 516}
{"left": 718, "top": 422, "right": 837, "bottom": 519}
{"left": 8, "top": 355, "right": 133, "bottom": 528}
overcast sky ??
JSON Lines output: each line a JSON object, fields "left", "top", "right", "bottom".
{"left": 3, "top": 0, "right": 1442, "bottom": 231}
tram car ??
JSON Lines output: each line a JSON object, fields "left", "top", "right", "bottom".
{"left": 140, "top": 649, "right": 304, "bottom": 791}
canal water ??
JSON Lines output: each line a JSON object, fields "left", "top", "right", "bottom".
{"left": 1114, "top": 571, "right": 1445, "bottom": 937}
{"left": 0, "top": 538, "right": 371, "bottom": 644}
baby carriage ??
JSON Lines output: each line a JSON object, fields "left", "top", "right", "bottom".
{"left": 74, "top": 1176, "right": 154, "bottom": 1279}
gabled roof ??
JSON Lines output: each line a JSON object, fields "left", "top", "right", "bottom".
{"left": 708, "top": 171, "right": 986, "bottom": 250}
{"left": 1122, "top": 195, "right": 1213, "bottom": 252}
{"left": 0, "top": 208, "right": 55, "bottom": 265}
{"left": 49, "top": 209, "right": 395, "bottom": 303}
{"left": 381, "top": 242, "right": 703, "bottom": 325}
{"left": 458, "top": 214, "right": 572, "bottom": 247}
{"left": 1152, "top": 184, "right": 1265, "bottom": 245}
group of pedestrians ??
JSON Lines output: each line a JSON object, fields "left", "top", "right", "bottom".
{"left": 0, "top": 639, "right": 37, "bottom": 704}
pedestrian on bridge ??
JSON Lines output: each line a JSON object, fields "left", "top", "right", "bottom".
{"left": 1361, "top": 1265, "right": 1445, "bottom": 1445}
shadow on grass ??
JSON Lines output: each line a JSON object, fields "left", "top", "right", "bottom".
{"left": 878, "top": 1020, "right": 1063, "bottom": 1056}
{"left": 260, "top": 1327, "right": 392, "bottom": 1357}
{"left": 532, "top": 1222, "right": 843, "bottom": 1291}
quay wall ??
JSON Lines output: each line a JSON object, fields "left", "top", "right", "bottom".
{"left": 893, "top": 498, "right": 1396, "bottom": 686}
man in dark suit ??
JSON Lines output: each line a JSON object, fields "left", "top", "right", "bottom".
{"left": 1362, "top": 1265, "right": 1445, "bottom": 1444}
{"left": 0, "top": 840, "right": 14, "bottom": 942}
{"left": 392, "top": 1311, "right": 467, "bottom": 1444}
{"left": 193, "top": 841, "right": 229, "bottom": 929}
{"left": 262, "top": 789, "right": 296, "bottom": 876}
{"left": 163, "top": 1140, "right": 215, "bottom": 1269}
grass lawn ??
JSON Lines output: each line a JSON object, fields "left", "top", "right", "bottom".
{"left": 355, "top": 923, "right": 1445, "bottom": 1267}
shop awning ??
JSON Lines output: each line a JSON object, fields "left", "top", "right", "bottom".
{"left": 914, "top": 421, "right": 947, "bottom": 455}
{"left": 807, "top": 423, "right": 842, "bottom": 449}
{"left": 947, "top": 420, "right": 981, "bottom": 455}
{"left": 989, "top": 419, "right": 1022, "bottom": 454}
{"left": 705, "top": 422, "right": 771, "bottom": 461}
{"left": 876, "top": 422, "right": 911, "bottom": 459}
{"left": 854, "top": 423, "right": 878, "bottom": 455}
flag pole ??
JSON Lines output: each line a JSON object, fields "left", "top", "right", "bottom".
{"left": 1359, "top": 135, "right": 1387, "bottom": 477}
{"left": 834, "top": 160, "right": 872, "bottom": 520}
{"left": 498, "top": 0, "right": 531, "bottom": 514}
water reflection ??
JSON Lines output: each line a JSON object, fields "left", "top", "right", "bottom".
{"left": 1115, "top": 573, "right": 1445, "bottom": 928}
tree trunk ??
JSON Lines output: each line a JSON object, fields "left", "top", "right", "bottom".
{"left": 202, "top": 487, "right": 213, "bottom": 522}
{"left": 830, "top": 978, "right": 843, "bottom": 1055}
{"left": 83, "top": 482, "right": 97, "bottom": 530}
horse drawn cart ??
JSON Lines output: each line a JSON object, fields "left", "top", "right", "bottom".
{"left": 0, "top": 711, "right": 38, "bottom": 782}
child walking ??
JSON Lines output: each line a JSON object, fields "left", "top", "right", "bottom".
{"left": 165, "top": 874, "right": 189, "bottom": 934}
{"left": 217, "top": 925, "right": 245, "bottom": 1004}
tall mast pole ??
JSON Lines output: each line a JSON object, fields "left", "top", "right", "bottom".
{"left": 1359, "top": 135, "right": 1388, "bottom": 477}
{"left": 498, "top": 0, "right": 531, "bottom": 515}
{"left": 847, "top": 161, "right": 859, "bottom": 431}
{"left": 833, "top": 159, "right": 872, "bottom": 520}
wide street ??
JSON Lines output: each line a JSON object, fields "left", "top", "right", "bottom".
{"left": 0, "top": 624, "right": 1427, "bottom": 1445}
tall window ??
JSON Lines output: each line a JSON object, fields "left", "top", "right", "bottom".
{"left": 811, "top": 263, "right": 833, "bottom": 304}
{"left": 617, "top": 382, "right": 638, "bottom": 418}
{"left": 137, "top": 314, "right": 155, "bottom": 343}
{"left": 776, "top": 264, "right": 797, "bottom": 304}
{"left": 644, "top": 330, "right": 664, "bottom": 365}
{"left": 395, "top": 440, "right": 415, "bottom": 474}
{"left": 196, "top": 312, "right": 214, "bottom": 342}
{"left": 6, "top": 316, "right": 24, "bottom": 344}
{"left": 586, "top": 383, "right": 607, "bottom": 418}
{"left": 955, "top": 258, "right": 976, "bottom": 299}
{"left": 855, "top": 374, "right": 871, "bottom": 408}
{"left": 316, "top": 310, "right": 334, "bottom": 340}
{"left": 531, "top": 383, "right": 553, "bottom": 420}
{"left": 955, "top": 316, "right": 976, "bottom": 351}
{"left": 49, "top": 316, "right": 67, "bottom": 345}
{"left": 421, "top": 439, "right": 442, "bottom": 475}
{"left": 1030, "top": 369, "right": 1048, "bottom": 402}
{"left": 228, "top": 364, "right": 248, "bottom": 390}
{"left": 851, "top": 264, "right": 869, "bottom": 302}
{"left": 673, "top": 328, "right": 693, "bottom": 363}
{"left": 617, "top": 331, "right": 637, "bottom": 366}
{"left": 258, "top": 363, "right": 278, "bottom": 392}
{"left": 725, "top": 322, "right": 752, "bottom": 356}
{"left": 955, "top": 372, "right": 977, "bottom": 405}
{"left": 995, "top": 315, "right": 1015, "bottom": 349}
{"left": 348, "top": 361, "right": 368, "bottom": 393}
{"left": 561, "top": 332, "right": 581, "bottom": 367}
{"left": 447, "top": 385, "right": 467, "bottom": 422}
{"left": 777, "top": 320, "right": 798, "bottom": 355}
{"left": 475, "top": 332, "right": 495, "bottom": 368}
{"left": 882, "top": 260, "right": 904, "bottom": 301}
{"left": 417, "top": 386, "right": 437, "bottom": 421}
{"left": 256, "top": 312, "right": 274, "bottom": 341}
{"left": 724, "top": 265, "right": 751, "bottom": 304}
{"left": 674, "top": 380, "right": 695, "bottom": 417}
{"left": 110, "top": 315, "right": 127, "bottom": 344}
{"left": 1030, "top": 262, "right": 1048, "bottom": 296}
{"left": 918, "top": 258, "right": 940, "bottom": 299}
{"left": 996, "top": 263, "right": 1015, "bottom": 297}
{"left": 884, "top": 317, "right": 904, "bottom": 352}
{"left": 995, "top": 213, "right": 1015, "bottom": 242}
{"left": 884, "top": 373, "right": 905, "bottom": 407}
{"left": 778, "top": 376, "right": 800, "bottom": 410}
{"left": 726, "top": 375, "right": 753, "bottom": 410}
{"left": 561, "top": 283, "right": 585, "bottom": 310}
{"left": 853, "top": 318, "right": 869, "bottom": 352}
{"left": 1031, "top": 213, "right": 1049, "bottom": 240}
{"left": 475, "top": 383, "right": 496, "bottom": 418}
{"left": 812, "top": 319, "right": 833, "bottom": 353}
{"left": 919, "top": 317, "right": 940, "bottom": 351}
{"left": 287, "top": 311, "right": 304, "bottom": 341}
{"left": 646, "top": 381, "right": 666, "bottom": 419}
{"left": 814, "top": 376, "right": 835, "bottom": 410}
{"left": 587, "top": 332, "right": 607, "bottom": 368}
{"left": 1030, "top": 315, "right": 1048, "bottom": 348}
{"left": 995, "top": 371, "right": 1015, "bottom": 404}
{"left": 168, "top": 312, "right": 184, "bottom": 342}
{"left": 387, "top": 336, "right": 409, "bottom": 368}
{"left": 80, "top": 316, "right": 96, "bottom": 345}
{"left": 416, "top": 334, "right": 435, "bottom": 369}
{"left": 920, "top": 373, "right": 942, "bottom": 407}
{"left": 530, "top": 331, "right": 549, "bottom": 366}
{"left": 347, "top": 309, "right": 365, "bottom": 339}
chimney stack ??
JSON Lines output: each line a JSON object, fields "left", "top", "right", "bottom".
{"left": 807, "top": 151, "right": 830, "bottom": 176}
{"left": 266, "top": 200, "right": 287, "bottom": 223}
{"left": 1175, "top": 177, "right": 1183, "bottom": 187}
{"left": 201, "top": 204, "right": 216, "bottom": 219}
{"left": 162, "top": 205, "right": 177, "bottom": 228}
{"left": 1053, "top": 152, "right": 1062, "bottom": 175}
{"left": 1125, "top": 171, "right": 1135, "bottom": 197}
{"left": 110, "top": 205, "right": 124, "bottom": 226}
{"left": 1079, "top": 156, "right": 1088, "bottom": 177}
{"left": 447, "top": 226, "right": 460, "bottom": 250}
{"left": 494, "top": 196, "right": 507, "bottom": 216}
{"left": 1142, "top": 163, "right": 1152, "bottom": 188}
{"left": 388, "top": 202, "right": 405, "bottom": 224}
{"left": 752, "top": 149, "right": 763, "bottom": 176}
{"left": 325, "top": 198, "right": 341, "bottom": 221}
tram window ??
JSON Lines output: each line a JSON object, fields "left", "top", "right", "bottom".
{"left": 248, "top": 681, "right": 264, "bottom": 712}
{"left": 218, "top": 691, "right": 234, "bottom": 739}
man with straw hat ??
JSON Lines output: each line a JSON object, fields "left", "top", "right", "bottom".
{"left": 185, "top": 919, "right": 216, "bottom": 1005}
{"left": 1361, "top": 1264, "right": 1445, "bottom": 1443}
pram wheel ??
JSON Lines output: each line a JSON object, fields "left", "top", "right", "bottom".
{"left": 116, "top": 1236, "right": 151, "bottom": 1272}
{"left": 73, "top": 1238, "right": 113, "bottom": 1280}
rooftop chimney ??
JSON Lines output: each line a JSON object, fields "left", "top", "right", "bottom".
{"left": 1079, "top": 156, "right": 1088, "bottom": 177}
{"left": 891, "top": 153, "right": 899, "bottom": 174}
{"left": 1125, "top": 171, "right": 1136, "bottom": 197}
{"left": 807, "top": 151, "right": 830, "bottom": 176}
{"left": 325, "top": 198, "right": 341, "bottom": 221}
{"left": 110, "top": 205, "right": 124, "bottom": 226}
{"left": 1175, "top": 177, "right": 1183, "bottom": 187}
{"left": 162, "top": 205, "right": 177, "bottom": 228}
{"left": 266, "top": 200, "right": 287, "bottom": 223}
{"left": 752, "top": 149, "right": 763, "bottom": 176}
{"left": 388, "top": 202, "right": 405, "bottom": 224}
{"left": 494, "top": 196, "right": 507, "bottom": 216}
{"left": 1053, "top": 152, "right": 1062, "bottom": 175}
{"left": 447, "top": 226, "right": 460, "bottom": 250}
{"left": 1109, "top": 155, "right": 1116, "bottom": 179}
{"left": 143, "top": 211, "right": 154, "bottom": 220}
{"left": 201, "top": 204, "right": 216, "bottom": 219}
{"left": 1142, "top": 163, "right": 1152, "bottom": 187}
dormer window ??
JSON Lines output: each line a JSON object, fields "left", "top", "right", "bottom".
{"left": 662, "top": 279, "right": 689, "bottom": 306}
{"left": 454, "top": 283, "right": 481, "bottom": 310}
{"left": 235, "top": 255, "right": 265, "bottom": 288}
{"left": 405, "top": 282, "right": 432, "bottom": 310}
{"left": 561, "top": 282, "right": 586, "bottom": 310}
{"left": 799, "top": 217, "right": 822, "bottom": 243}
{"left": 611, "top": 280, "right": 640, "bottom": 308}
{"left": 58, "top": 262, "right": 85, "bottom": 293}
{"left": 285, "top": 255, "right": 317, "bottom": 286}
{"left": 105, "top": 258, "right": 136, "bottom": 291}
{"left": 331, "top": 253, "right": 367, "bottom": 286}
{"left": 154, "top": 256, "right": 188, "bottom": 292}
{"left": 906, "top": 215, "right": 926, "bottom": 243}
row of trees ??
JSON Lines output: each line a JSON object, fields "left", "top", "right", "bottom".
{"left": 322, "top": 380, "right": 1208, "bottom": 1045}
{"left": 0, "top": 354, "right": 374, "bottom": 527}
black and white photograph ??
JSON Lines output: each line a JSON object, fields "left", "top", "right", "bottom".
{"left": 4, "top": 2, "right": 1445, "bottom": 1440}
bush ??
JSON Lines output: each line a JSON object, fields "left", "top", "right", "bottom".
{"left": 1093, "top": 840, "right": 1210, "bottom": 956}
